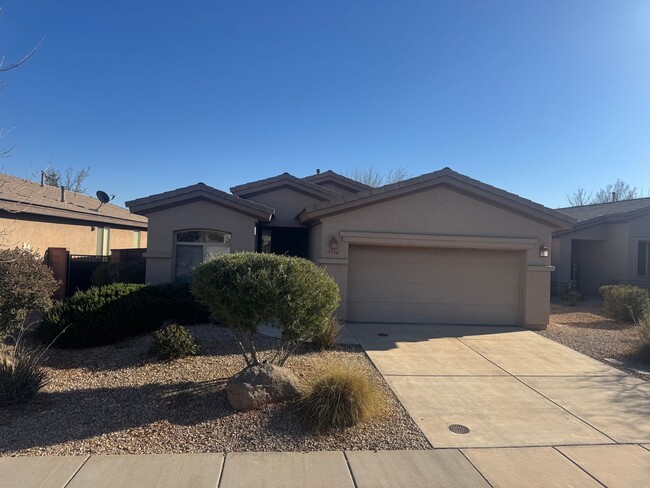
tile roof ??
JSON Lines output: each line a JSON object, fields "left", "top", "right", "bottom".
{"left": 126, "top": 182, "right": 275, "bottom": 220}
{"left": 556, "top": 197, "right": 650, "bottom": 223}
{"left": 299, "top": 167, "right": 574, "bottom": 228}
{"left": 303, "top": 170, "right": 372, "bottom": 192}
{"left": 0, "top": 172, "right": 147, "bottom": 228}
{"left": 230, "top": 172, "right": 341, "bottom": 199}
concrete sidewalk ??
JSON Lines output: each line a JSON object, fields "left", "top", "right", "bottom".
{"left": 2, "top": 446, "right": 650, "bottom": 487}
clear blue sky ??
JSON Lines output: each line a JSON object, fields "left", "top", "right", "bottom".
{"left": 1, "top": 1, "right": 648, "bottom": 208}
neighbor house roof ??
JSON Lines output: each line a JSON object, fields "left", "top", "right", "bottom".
{"left": 303, "top": 170, "right": 372, "bottom": 194}
{"left": 230, "top": 172, "right": 341, "bottom": 201}
{"left": 557, "top": 197, "right": 650, "bottom": 223}
{"left": 0, "top": 172, "right": 147, "bottom": 229}
{"left": 554, "top": 197, "right": 650, "bottom": 235}
{"left": 126, "top": 182, "right": 275, "bottom": 221}
{"left": 298, "top": 167, "right": 575, "bottom": 229}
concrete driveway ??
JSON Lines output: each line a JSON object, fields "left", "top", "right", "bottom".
{"left": 349, "top": 323, "right": 650, "bottom": 449}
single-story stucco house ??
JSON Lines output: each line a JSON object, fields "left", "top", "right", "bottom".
{"left": 551, "top": 197, "right": 650, "bottom": 295}
{"left": 126, "top": 168, "right": 574, "bottom": 329}
{"left": 0, "top": 172, "right": 147, "bottom": 255}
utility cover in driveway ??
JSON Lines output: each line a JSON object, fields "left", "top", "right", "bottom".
{"left": 348, "top": 246, "right": 522, "bottom": 325}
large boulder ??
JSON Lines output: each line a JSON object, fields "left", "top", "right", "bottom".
{"left": 226, "top": 363, "right": 302, "bottom": 411}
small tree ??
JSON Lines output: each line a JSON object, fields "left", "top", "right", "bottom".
{"left": 192, "top": 252, "right": 340, "bottom": 366}
{"left": 0, "top": 248, "right": 59, "bottom": 340}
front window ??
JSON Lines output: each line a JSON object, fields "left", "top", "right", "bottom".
{"left": 175, "top": 230, "right": 231, "bottom": 283}
{"left": 638, "top": 241, "right": 650, "bottom": 277}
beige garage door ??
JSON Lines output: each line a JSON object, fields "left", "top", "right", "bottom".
{"left": 348, "top": 245, "right": 522, "bottom": 325}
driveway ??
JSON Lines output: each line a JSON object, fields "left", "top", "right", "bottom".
{"left": 348, "top": 323, "right": 650, "bottom": 449}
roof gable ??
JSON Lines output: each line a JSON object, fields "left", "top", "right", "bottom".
{"left": 298, "top": 167, "right": 574, "bottom": 229}
{"left": 303, "top": 170, "right": 372, "bottom": 194}
{"left": 126, "top": 183, "right": 274, "bottom": 221}
{"left": 230, "top": 172, "right": 340, "bottom": 201}
{"left": 0, "top": 172, "right": 147, "bottom": 228}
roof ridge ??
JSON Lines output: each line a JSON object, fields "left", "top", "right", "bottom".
{"left": 230, "top": 172, "right": 341, "bottom": 198}
{"left": 556, "top": 195, "right": 650, "bottom": 211}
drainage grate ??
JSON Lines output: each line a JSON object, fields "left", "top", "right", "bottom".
{"left": 377, "top": 333, "right": 389, "bottom": 337}
{"left": 448, "top": 424, "right": 470, "bottom": 434}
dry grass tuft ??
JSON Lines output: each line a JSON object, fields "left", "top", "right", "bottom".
{"left": 296, "top": 365, "right": 385, "bottom": 432}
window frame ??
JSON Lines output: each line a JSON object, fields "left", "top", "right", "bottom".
{"left": 173, "top": 229, "right": 231, "bottom": 283}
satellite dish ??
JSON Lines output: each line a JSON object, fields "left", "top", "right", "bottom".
{"left": 95, "top": 190, "right": 114, "bottom": 211}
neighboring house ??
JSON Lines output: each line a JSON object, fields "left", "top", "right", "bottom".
{"left": 0, "top": 172, "right": 148, "bottom": 256}
{"left": 127, "top": 168, "right": 573, "bottom": 329}
{"left": 552, "top": 198, "right": 650, "bottom": 295}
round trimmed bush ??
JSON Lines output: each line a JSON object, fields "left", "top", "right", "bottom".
{"left": 599, "top": 284, "right": 649, "bottom": 323}
{"left": 149, "top": 324, "right": 199, "bottom": 360}
{"left": 191, "top": 252, "right": 340, "bottom": 365}
{"left": 296, "top": 367, "right": 382, "bottom": 432}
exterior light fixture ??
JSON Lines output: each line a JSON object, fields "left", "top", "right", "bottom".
{"left": 539, "top": 245, "right": 549, "bottom": 258}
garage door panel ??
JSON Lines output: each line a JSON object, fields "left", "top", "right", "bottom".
{"left": 349, "top": 281, "right": 519, "bottom": 306}
{"left": 350, "top": 264, "right": 519, "bottom": 287}
{"left": 348, "top": 246, "right": 522, "bottom": 325}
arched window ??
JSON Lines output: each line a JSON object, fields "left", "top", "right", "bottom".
{"left": 174, "top": 230, "right": 231, "bottom": 283}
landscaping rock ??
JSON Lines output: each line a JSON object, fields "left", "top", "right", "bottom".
{"left": 226, "top": 363, "right": 302, "bottom": 411}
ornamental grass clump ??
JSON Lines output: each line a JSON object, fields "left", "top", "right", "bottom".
{"left": 296, "top": 366, "right": 383, "bottom": 432}
{"left": 0, "top": 333, "right": 48, "bottom": 406}
{"left": 149, "top": 324, "right": 199, "bottom": 361}
{"left": 312, "top": 317, "right": 342, "bottom": 351}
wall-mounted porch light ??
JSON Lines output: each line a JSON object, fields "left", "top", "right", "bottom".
{"left": 539, "top": 245, "right": 549, "bottom": 258}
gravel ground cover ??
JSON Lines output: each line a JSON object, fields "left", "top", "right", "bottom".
{"left": 537, "top": 297, "right": 649, "bottom": 382}
{"left": 0, "top": 325, "right": 430, "bottom": 456}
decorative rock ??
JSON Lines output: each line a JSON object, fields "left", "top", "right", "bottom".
{"left": 226, "top": 363, "right": 302, "bottom": 411}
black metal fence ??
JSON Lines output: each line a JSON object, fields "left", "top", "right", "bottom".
{"left": 67, "top": 254, "right": 110, "bottom": 296}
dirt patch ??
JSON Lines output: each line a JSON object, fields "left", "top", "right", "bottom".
{"left": 537, "top": 298, "right": 649, "bottom": 381}
{"left": 0, "top": 325, "right": 429, "bottom": 456}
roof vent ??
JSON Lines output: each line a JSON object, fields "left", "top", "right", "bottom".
{"left": 60, "top": 186, "right": 66, "bottom": 202}
{"left": 40, "top": 170, "right": 45, "bottom": 187}
{"left": 316, "top": 168, "right": 321, "bottom": 175}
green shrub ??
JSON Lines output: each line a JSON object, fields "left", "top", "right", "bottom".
{"left": 312, "top": 317, "right": 342, "bottom": 351}
{"left": 0, "top": 335, "right": 48, "bottom": 405}
{"left": 599, "top": 284, "right": 649, "bottom": 323}
{"left": 37, "top": 283, "right": 210, "bottom": 348}
{"left": 0, "top": 247, "right": 59, "bottom": 340}
{"left": 192, "top": 252, "right": 340, "bottom": 366}
{"left": 149, "top": 324, "right": 199, "bottom": 360}
{"left": 296, "top": 366, "right": 382, "bottom": 432}
{"left": 562, "top": 289, "right": 582, "bottom": 306}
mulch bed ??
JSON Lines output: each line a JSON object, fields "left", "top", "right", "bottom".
{"left": 0, "top": 325, "right": 430, "bottom": 456}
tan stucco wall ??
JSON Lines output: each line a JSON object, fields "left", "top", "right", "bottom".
{"left": 310, "top": 186, "right": 555, "bottom": 328}
{"left": 143, "top": 200, "right": 258, "bottom": 284}
{"left": 552, "top": 214, "right": 650, "bottom": 294}
{"left": 241, "top": 188, "right": 325, "bottom": 227}
{"left": 0, "top": 214, "right": 146, "bottom": 256}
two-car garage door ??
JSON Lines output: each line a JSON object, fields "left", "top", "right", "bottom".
{"left": 347, "top": 245, "right": 522, "bottom": 325}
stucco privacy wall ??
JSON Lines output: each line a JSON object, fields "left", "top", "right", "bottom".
{"left": 143, "top": 200, "right": 258, "bottom": 284}
{"left": 0, "top": 215, "right": 146, "bottom": 256}
{"left": 311, "top": 186, "right": 555, "bottom": 328}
